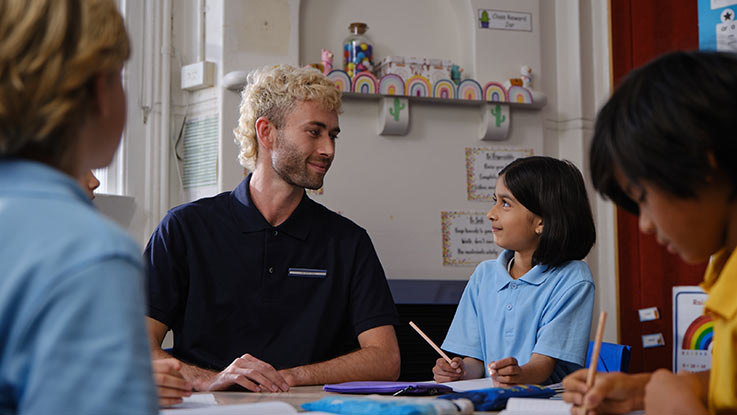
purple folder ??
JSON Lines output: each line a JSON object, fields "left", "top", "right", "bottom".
{"left": 323, "top": 381, "right": 453, "bottom": 396}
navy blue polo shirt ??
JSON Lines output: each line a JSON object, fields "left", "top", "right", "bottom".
{"left": 145, "top": 174, "right": 399, "bottom": 371}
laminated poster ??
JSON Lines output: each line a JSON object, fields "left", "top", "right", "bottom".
{"left": 465, "top": 147, "right": 533, "bottom": 201}
{"left": 698, "top": 0, "right": 737, "bottom": 51}
{"left": 441, "top": 211, "right": 501, "bottom": 266}
{"left": 673, "top": 286, "right": 712, "bottom": 373}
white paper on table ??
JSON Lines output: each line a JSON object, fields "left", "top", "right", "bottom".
{"left": 163, "top": 393, "right": 218, "bottom": 410}
{"left": 160, "top": 400, "right": 296, "bottom": 415}
{"left": 498, "top": 397, "right": 571, "bottom": 414}
{"left": 439, "top": 377, "right": 494, "bottom": 391}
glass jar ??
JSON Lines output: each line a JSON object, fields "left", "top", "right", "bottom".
{"left": 343, "top": 22, "right": 374, "bottom": 78}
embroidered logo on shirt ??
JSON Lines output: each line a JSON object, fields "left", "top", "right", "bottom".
{"left": 288, "top": 268, "right": 328, "bottom": 278}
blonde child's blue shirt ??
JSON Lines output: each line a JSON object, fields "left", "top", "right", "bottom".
{"left": 0, "top": 159, "right": 157, "bottom": 414}
{"left": 442, "top": 249, "right": 594, "bottom": 380}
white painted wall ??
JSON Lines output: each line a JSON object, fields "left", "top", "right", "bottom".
{"left": 119, "top": 0, "right": 619, "bottom": 343}
{"left": 293, "top": 0, "right": 545, "bottom": 281}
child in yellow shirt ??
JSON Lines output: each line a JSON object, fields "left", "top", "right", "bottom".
{"left": 562, "top": 51, "right": 737, "bottom": 414}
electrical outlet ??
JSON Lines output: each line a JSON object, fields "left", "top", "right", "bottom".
{"left": 181, "top": 61, "right": 215, "bottom": 91}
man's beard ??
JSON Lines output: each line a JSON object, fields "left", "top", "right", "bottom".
{"left": 271, "top": 132, "right": 331, "bottom": 190}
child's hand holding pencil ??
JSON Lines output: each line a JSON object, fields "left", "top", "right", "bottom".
{"left": 432, "top": 356, "right": 466, "bottom": 383}
{"left": 408, "top": 321, "right": 466, "bottom": 382}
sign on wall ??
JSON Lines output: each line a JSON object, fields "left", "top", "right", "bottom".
{"left": 698, "top": 0, "right": 737, "bottom": 51}
{"left": 477, "top": 9, "right": 532, "bottom": 32}
{"left": 465, "top": 147, "right": 533, "bottom": 201}
{"left": 673, "top": 286, "right": 712, "bottom": 373}
{"left": 441, "top": 211, "right": 501, "bottom": 266}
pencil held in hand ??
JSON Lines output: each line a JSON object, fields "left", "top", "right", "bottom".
{"left": 583, "top": 311, "right": 607, "bottom": 412}
{"left": 409, "top": 321, "right": 453, "bottom": 365}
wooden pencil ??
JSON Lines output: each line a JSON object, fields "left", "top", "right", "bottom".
{"left": 409, "top": 321, "right": 453, "bottom": 365}
{"left": 583, "top": 311, "right": 607, "bottom": 412}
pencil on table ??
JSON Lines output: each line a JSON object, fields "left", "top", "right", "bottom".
{"left": 409, "top": 321, "right": 453, "bottom": 365}
{"left": 583, "top": 311, "right": 607, "bottom": 413}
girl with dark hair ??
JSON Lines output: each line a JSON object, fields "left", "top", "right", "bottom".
{"left": 563, "top": 50, "right": 737, "bottom": 415}
{"left": 433, "top": 156, "right": 597, "bottom": 386}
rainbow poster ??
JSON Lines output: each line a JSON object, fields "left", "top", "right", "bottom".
{"left": 673, "top": 286, "right": 712, "bottom": 373}
{"left": 681, "top": 314, "right": 714, "bottom": 351}
{"left": 483, "top": 82, "right": 507, "bottom": 102}
{"left": 379, "top": 74, "right": 405, "bottom": 96}
{"left": 405, "top": 75, "right": 431, "bottom": 97}
{"left": 327, "top": 70, "right": 352, "bottom": 92}
{"left": 352, "top": 72, "right": 378, "bottom": 94}
{"left": 433, "top": 79, "right": 456, "bottom": 99}
{"left": 458, "top": 79, "right": 483, "bottom": 100}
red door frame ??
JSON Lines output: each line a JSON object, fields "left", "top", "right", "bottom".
{"left": 610, "top": 0, "right": 705, "bottom": 374}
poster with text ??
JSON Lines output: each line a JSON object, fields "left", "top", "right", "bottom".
{"left": 698, "top": 0, "right": 737, "bottom": 51}
{"left": 441, "top": 211, "right": 501, "bottom": 266}
{"left": 673, "top": 286, "right": 712, "bottom": 373}
{"left": 465, "top": 147, "right": 533, "bottom": 201}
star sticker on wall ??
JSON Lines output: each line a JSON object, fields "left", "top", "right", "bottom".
{"left": 725, "top": 10, "right": 733, "bottom": 20}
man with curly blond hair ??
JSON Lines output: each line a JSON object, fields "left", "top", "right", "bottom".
{"left": 144, "top": 65, "right": 401, "bottom": 392}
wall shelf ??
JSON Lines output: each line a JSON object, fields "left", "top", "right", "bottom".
{"left": 341, "top": 90, "right": 546, "bottom": 140}
{"left": 341, "top": 90, "right": 546, "bottom": 109}
{"left": 223, "top": 69, "right": 546, "bottom": 140}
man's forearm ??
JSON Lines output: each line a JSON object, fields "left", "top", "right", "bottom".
{"left": 279, "top": 345, "right": 400, "bottom": 386}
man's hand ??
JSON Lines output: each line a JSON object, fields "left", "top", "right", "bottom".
{"left": 644, "top": 369, "right": 707, "bottom": 415}
{"left": 562, "top": 369, "right": 650, "bottom": 414}
{"left": 433, "top": 357, "right": 465, "bottom": 383}
{"left": 200, "top": 354, "right": 290, "bottom": 393}
{"left": 153, "top": 358, "right": 192, "bottom": 407}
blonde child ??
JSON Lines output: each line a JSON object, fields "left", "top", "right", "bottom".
{"left": 0, "top": 0, "right": 180, "bottom": 411}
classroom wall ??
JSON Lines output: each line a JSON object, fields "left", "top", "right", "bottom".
{"left": 128, "top": 0, "right": 618, "bottom": 343}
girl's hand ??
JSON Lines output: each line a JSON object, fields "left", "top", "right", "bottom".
{"left": 488, "top": 356, "right": 522, "bottom": 386}
{"left": 153, "top": 358, "right": 193, "bottom": 407}
{"left": 432, "top": 356, "right": 464, "bottom": 383}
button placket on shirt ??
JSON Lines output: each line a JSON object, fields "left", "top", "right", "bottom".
{"left": 264, "top": 228, "right": 279, "bottom": 282}
{"left": 502, "top": 281, "right": 520, "bottom": 341}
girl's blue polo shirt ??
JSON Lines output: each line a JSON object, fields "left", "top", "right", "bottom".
{"left": 441, "top": 249, "right": 594, "bottom": 381}
{"left": 0, "top": 160, "right": 156, "bottom": 414}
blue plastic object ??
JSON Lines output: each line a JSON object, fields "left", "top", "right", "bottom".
{"left": 437, "top": 385, "right": 555, "bottom": 411}
{"left": 585, "top": 341, "right": 631, "bottom": 373}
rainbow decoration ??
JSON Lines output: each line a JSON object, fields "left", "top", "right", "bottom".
{"left": 682, "top": 314, "right": 714, "bottom": 350}
{"left": 457, "top": 79, "right": 483, "bottom": 100}
{"left": 508, "top": 86, "right": 533, "bottom": 104}
{"left": 433, "top": 79, "right": 456, "bottom": 99}
{"left": 352, "top": 72, "right": 378, "bottom": 94}
{"left": 483, "top": 82, "right": 507, "bottom": 102}
{"left": 379, "top": 74, "right": 405, "bottom": 96}
{"left": 405, "top": 75, "right": 431, "bottom": 97}
{"left": 327, "top": 69, "right": 351, "bottom": 92}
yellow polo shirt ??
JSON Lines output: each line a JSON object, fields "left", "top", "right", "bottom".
{"left": 701, "top": 248, "right": 737, "bottom": 414}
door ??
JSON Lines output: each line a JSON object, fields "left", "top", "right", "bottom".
{"left": 610, "top": 0, "right": 706, "bottom": 374}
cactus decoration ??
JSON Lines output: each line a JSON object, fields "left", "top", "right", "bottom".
{"left": 480, "top": 10, "right": 490, "bottom": 28}
{"left": 389, "top": 97, "right": 405, "bottom": 121}
{"left": 491, "top": 103, "right": 506, "bottom": 127}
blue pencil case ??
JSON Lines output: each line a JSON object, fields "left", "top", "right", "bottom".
{"left": 436, "top": 384, "right": 555, "bottom": 411}
{"left": 324, "top": 381, "right": 453, "bottom": 396}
